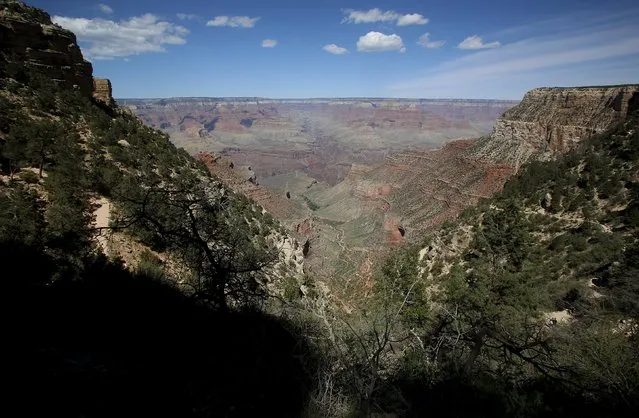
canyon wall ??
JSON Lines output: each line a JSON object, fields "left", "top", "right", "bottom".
{"left": 373, "top": 85, "right": 639, "bottom": 233}
{"left": 1, "top": 1, "right": 115, "bottom": 104}
{"left": 0, "top": 1, "right": 93, "bottom": 96}
{"left": 490, "top": 85, "right": 639, "bottom": 162}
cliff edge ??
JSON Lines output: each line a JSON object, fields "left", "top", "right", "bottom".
{"left": 0, "top": 0, "right": 113, "bottom": 104}
{"left": 490, "top": 85, "right": 639, "bottom": 159}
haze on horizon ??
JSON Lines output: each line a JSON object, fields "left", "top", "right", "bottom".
{"left": 33, "top": 0, "right": 639, "bottom": 100}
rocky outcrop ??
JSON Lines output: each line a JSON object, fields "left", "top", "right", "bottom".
{"left": 0, "top": 1, "right": 94, "bottom": 96}
{"left": 491, "top": 85, "right": 639, "bottom": 157}
{"left": 93, "top": 77, "right": 114, "bottom": 106}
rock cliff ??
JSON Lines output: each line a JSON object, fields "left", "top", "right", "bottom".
{"left": 490, "top": 85, "right": 639, "bottom": 163}
{"left": 92, "top": 77, "right": 114, "bottom": 106}
{"left": 0, "top": 0, "right": 94, "bottom": 96}
{"left": 361, "top": 86, "right": 639, "bottom": 236}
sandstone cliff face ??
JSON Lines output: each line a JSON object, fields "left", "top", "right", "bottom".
{"left": 491, "top": 85, "right": 639, "bottom": 159}
{"left": 93, "top": 77, "right": 114, "bottom": 106}
{"left": 0, "top": 1, "right": 94, "bottom": 96}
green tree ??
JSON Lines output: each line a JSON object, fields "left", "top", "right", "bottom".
{"left": 430, "top": 202, "right": 560, "bottom": 378}
{"left": 0, "top": 183, "right": 46, "bottom": 247}
{"left": 112, "top": 172, "right": 278, "bottom": 310}
{"left": 26, "top": 119, "right": 64, "bottom": 178}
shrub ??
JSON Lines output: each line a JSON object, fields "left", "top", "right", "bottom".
{"left": 19, "top": 170, "right": 39, "bottom": 184}
{"left": 137, "top": 250, "right": 165, "bottom": 281}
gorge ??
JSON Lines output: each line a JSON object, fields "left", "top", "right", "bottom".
{"left": 123, "top": 86, "right": 638, "bottom": 297}
{"left": 2, "top": 1, "right": 639, "bottom": 416}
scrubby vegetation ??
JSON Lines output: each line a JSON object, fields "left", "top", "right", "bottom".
{"left": 0, "top": 58, "right": 287, "bottom": 309}
{"left": 1, "top": 19, "right": 316, "bottom": 414}
{"left": 271, "top": 94, "right": 639, "bottom": 417}
{"left": 328, "top": 96, "right": 639, "bottom": 417}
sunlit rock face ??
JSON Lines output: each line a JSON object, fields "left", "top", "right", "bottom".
{"left": 491, "top": 85, "right": 639, "bottom": 156}
{"left": 92, "top": 78, "right": 114, "bottom": 106}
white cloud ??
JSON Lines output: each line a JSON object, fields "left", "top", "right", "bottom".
{"left": 417, "top": 33, "right": 445, "bottom": 49}
{"left": 357, "top": 32, "right": 405, "bottom": 52}
{"left": 262, "top": 39, "right": 277, "bottom": 48}
{"left": 458, "top": 35, "right": 501, "bottom": 50}
{"left": 177, "top": 13, "right": 198, "bottom": 21}
{"left": 389, "top": 13, "right": 639, "bottom": 98}
{"left": 342, "top": 8, "right": 398, "bottom": 24}
{"left": 323, "top": 44, "right": 349, "bottom": 55}
{"left": 52, "top": 14, "right": 189, "bottom": 60}
{"left": 97, "top": 4, "right": 113, "bottom": 15}
{"left": 206, "top": 16, "right": 260, "bottom": 28}
{"left": 342, "top": 9, "right": 429, "bottom": 26}
{"left": 397, "top": 13, "right": 428, "bottom": 26}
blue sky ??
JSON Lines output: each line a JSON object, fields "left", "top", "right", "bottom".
{"left": 30, "top": 0, "right": 639, "bottom": 99}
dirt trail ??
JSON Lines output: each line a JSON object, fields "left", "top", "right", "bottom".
{"left": 93, "top": 197, "right": 111, "bottom": 254}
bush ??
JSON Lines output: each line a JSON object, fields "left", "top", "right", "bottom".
{"left": 136, "top": 250, "right": 165, "bottom": 280}
{"left": 19, "top": 170, "right": 39, "bottom": 184}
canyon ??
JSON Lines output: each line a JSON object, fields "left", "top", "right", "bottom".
{"left": 7, "top": 0, "right": 632, "bottom": 294}
{"left": 124, "top": 86, "right": 639, "bottom": 299}
{"left": 121, "top": 97, "right": 516, "bottom": 292}
{"left": 120, "top": 98, "right": 517, "bottom": 185}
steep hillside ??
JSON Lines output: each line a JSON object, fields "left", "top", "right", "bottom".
{"left": 0, "top": 0, "right": 304, "bottom": 307}
{"left": 420, "top": 91, "right": 637, "bottom": 401}
{"left": 0, "top": 3, "right": 320, "bottom": 416}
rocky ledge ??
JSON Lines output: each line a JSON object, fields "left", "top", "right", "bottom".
{"left": 491, "top": 85, "right": 639, "bottom": 156}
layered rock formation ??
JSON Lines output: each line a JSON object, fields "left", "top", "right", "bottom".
{"left": 357, "top": 86, "right": 639, "bottom": 236}
{"left": 0, "top": 0, "right": 93, "bottom": 96}
{"left": 262, "top": 85, "right": 637, "bottom": 289}
{"left": 92, "top": 77, "right": 114, "bottom": 106}
{"left": 122, "top": 97, "right": 517, "bottom": 185}
{"left": 490, "top": 85, "right": 639, "bottom": 166}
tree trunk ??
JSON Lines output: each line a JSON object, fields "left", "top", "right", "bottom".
{"left": 39, "top": 145, "right": 45, "bottom": 178}
{"left": 464, "top": 329, "right": 486, "bottom": 372}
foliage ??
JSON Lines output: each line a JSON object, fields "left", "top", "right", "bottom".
{"left": 302, "top": 195, "right": 320, "bottom": 211}
{"left": 0, "top": 49, "right": 280, "bottom": 309}
{"left": 300, "top": 100, "right": 639, "bottom": 416}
